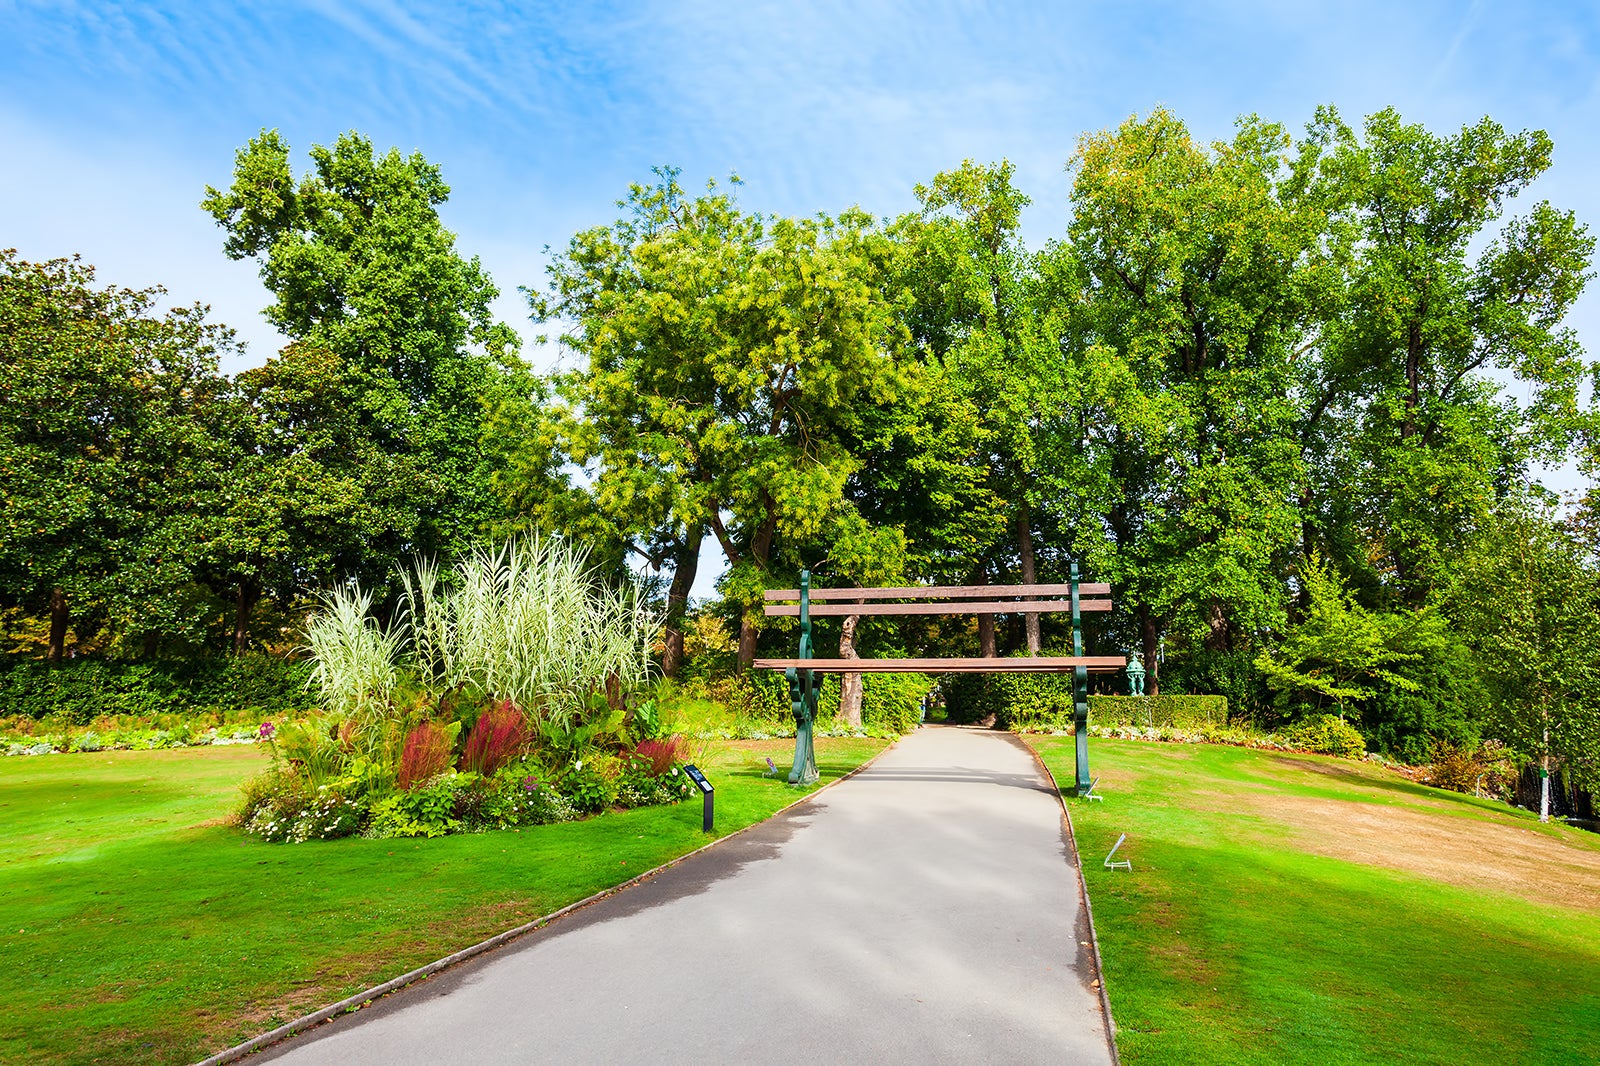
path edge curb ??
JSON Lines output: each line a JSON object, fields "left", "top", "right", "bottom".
{"left": 1011, "top": 731, "right": 1122, "bottom": 1066}
{"left": 193, "top": 734, "right": 902, "bottom": 1066}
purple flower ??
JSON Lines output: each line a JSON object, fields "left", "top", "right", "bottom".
{"left": 259, "top": 722, "right": 276, "bottom": 740}
{"left": 523, "top": 776, "right": 540, "bottom": 792}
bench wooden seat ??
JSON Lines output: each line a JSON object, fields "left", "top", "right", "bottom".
{"left": 753, "top": 655, "right": 1126, "bottom": 673}
{"left": 756, "top": 565, "right": 1120, "bottom": 791}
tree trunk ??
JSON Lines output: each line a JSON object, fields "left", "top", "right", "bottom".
{"left": 48, "top": 587, "right": 69, "bottom": 664}
{"left": 233, "top": 579, "right": 261, "bottom": 655}
{"left": 975, "top": 563, "right": 997, "bottom": 658}
{"left": 1203, "top": 600, "right": 1230, "bottom": 653}
{"left": 661, "top": 526, "right": 703, "bottom": 678}
{"left": 839, "top": 613, "right": 863, "bottom": 729}
{"left": 1017, "top": 500, "right": 1041, "bottom": 655}
{"left": 1140, "top": 606, "right": 1160, "bottom": 696}
{"left": 735, "top": 513, "right": 778, "bottom": 671}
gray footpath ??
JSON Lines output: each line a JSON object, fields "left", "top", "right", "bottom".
{"left": 256, "top": 725, "right": 1113, "bottom": 1065}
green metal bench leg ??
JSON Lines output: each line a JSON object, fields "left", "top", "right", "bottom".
{"left": 787, "top": 570, "right": 821, "bottom": 786}
{"left": 1070, "top": 562, "right": 1092, "bottom": 795}
{"left": 1073, "top": 663, "right": 1091, "bottom": 794}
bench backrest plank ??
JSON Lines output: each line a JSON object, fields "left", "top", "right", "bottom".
{"left": 764, "top": 582, "right": 1110, "bottom": 601}
{"left": 764, "top": 598, "right": 1111, "bottom": 618}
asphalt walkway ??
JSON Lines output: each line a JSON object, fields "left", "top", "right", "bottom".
{"left": 258, "top": 725, "right": 1114, "bottom": 1064}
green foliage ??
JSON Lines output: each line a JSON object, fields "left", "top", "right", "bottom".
{"left": 1280, "top": 714, "right": 1367, "bottom": 757}
{"left": 859, "top": 673, "right": 931, "bottom": 735}
{"left": 944, "top": 670, "right": 1227, "bottom": 732}
{"left": 368, "top": 772, "right": 481, "bottom": 838}
{"left": 1447, "top": 499, "right": 1600, "bottom": 791}
{"left": 529, "top": 168, "right": 910, "bottom": 664}
{"left": 1255, "top": 554, "right": 1456, "bottom": 726}
{"left": 0, "top": 654, "right": 312, "bottom": 724}
{"left": 1301, "top": 107, "right": 1597, "bottom": 602}
{"left": 0, "top": 250, "right": 239, "bottom": 651}
{"left": 203, "top": 129, "right": 523, "bottom": 566}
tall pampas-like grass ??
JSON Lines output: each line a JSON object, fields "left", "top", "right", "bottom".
{"left": 307, "top": 537, "right": 662, "bottom": 726}
{"left": 302, "top": 584, "right": 404, "bottom": 718}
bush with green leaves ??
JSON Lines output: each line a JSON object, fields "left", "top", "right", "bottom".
{"left": 0, "top": 654, "right": 314, "bottom": 725}
{"left": 945, "top": 670, "right": 1228, "bottom": 733}
{"left": 1281, "top": 714, "right": 1367, "bottom": 758}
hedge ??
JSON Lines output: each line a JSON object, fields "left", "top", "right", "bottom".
{"left": 721, "top": 668, "right": 930, "bottom": 736}
{"left": 0, "top": 655, "right": 315, "bottom": 725}
{"left": 943, "top": 671, "right": 1227, "bottom": 732}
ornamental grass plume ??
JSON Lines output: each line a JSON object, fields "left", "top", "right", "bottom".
{"left": 398, "top": 722, "right": 452, "bottom": 789}
{"left": 462, "top": 700, "right": 529, "bottom": 775}
{"left": 634, "top": 734, "right": 688, "bottom": 777}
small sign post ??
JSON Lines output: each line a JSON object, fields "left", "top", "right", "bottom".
{"left": 683, "top": 764, "right": 714, "bottom": 833}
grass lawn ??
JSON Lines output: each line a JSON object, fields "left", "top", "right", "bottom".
{"left": 0, "top": 736, "right": 887, "bottom": 1065}
{"left": 1030, "top": 737, "right": 1600, "bottom": 1066}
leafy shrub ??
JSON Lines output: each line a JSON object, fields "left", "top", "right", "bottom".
{"left": 476, "top": 765, "right": 576, "bottom": 827}
{"left": 1281, "top": 714, "right": 1367, "bottom": 757}
{"left": 0, "top": 654, "right": 314, "bottom": 724}
{"left": 276, "top": 717, "right": 347, "bottom": 788}
{"left": 618, "top": 764, "right": 694, "bottom": 808}
{"left": 859, "top": 673, "right": 931, "bottom": 735}
{"left": 462, "top": 700, "right": 529, "bottom": 775}
{"left": 1088, "top": 695, "right": 1229, "bottom": 729}
{"left": 398, "top": 721, "right": 456, "bottom": 789}
{"left": 946, "top": 670, "right": 1228, "bottom": 733}
{"left": 239, "top": 770, "right": 363, "bottom": 843}
{"left": 368, "top": 772, "right": 481, "bottom": 837}
{"left": 633, "top": 734, "right": 689, "bottom": 776}
{"left": 1423, "top": 740, "right": 1520, "bottom": 800}
{"left": 559, "top": 752, "right": 623, "bottom": 812}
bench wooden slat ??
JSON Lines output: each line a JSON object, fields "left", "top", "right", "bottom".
{"left": 764, "top": 598, "right": 1110, "bottom": 618}
{"left": 763, "top": 582, "right": 1111, "bottom": 602}
{"left": 753, "top": 656, "right": 1127, "bottom": 674}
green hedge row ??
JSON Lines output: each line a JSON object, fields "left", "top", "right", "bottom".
{"left": 739, "top": 669, "right": 929, "bottom": 736}
{"left": 943, "top": 672, "right": 1227, "bottom": 732}
{"left": 0, "top": 655, "right": 316, "bottom": 725}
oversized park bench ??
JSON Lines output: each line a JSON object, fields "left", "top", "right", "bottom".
{"left": 754, "top": 563, "right": 1124, "bottom": 791}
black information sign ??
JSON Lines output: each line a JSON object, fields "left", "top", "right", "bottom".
{"left": 683, "top": 764, "right": 714, "bottom": 832}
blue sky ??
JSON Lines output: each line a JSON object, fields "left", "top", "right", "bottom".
{"left": 2, "top": 1, "right": 1596, "bottom": 590}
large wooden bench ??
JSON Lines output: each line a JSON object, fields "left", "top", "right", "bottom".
{"left": 753, "top": 564, "right": 1122, "bottom": 791}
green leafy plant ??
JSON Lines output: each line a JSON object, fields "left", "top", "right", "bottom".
{"left": 1281, "top": 714, "right": 1367, "bottom": 758}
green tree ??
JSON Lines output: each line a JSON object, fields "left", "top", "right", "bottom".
{"left": 1254, "top": 553, "right": 1450, "bottom": 725}
{"left": 532, "top": 170, "right": 906, "bottom": 670}
{"left": 0, "top": 250, "right": 237, "bottom": 660}
{"left": 202, "top": 342, "right": 429, "bottom": 652}
{"left": 203, "top": 130, "right": 522, "bottom": 561}
{"left": 1057, "top": 110, "right": 1321, "bottom": 686}
{"left": 1450, "top": 500, "right": 1600, "bottom": 819}
{"left": 1300, "top": 107, "right": 1596, "bottom": 604}
{"left": 892, "top": 160, "right": 1057, "bottom": 656}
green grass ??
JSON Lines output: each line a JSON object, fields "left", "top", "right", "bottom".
{"left": 0, "top": 737, "right": 887, "bottom": 1065}
{"left": 1030, "top": 737, "right": 1600, "bottom": 1066}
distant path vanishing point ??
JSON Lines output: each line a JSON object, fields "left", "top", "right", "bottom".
{"left": 257, "top": 724, "right": 1114, "bottom": 1065}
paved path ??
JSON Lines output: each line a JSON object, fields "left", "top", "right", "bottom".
{"left": 259, "top": 726, "right": 1113, "bottom": 1064}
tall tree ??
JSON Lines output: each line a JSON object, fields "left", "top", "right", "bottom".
{"left": 202, "top": 130, "right": 522, "bottom": 561}
{"left": 1058, "top": 110, "right": 1320, "bottom": 686}
{"left": 533, "top": 170, "right": 906, "bottom": 669}
{"left": 202, "top": 342, "right": 428, "bottom": 652}
{"left": 1449, "top": 499, "right": 1600, "bottom": 818}
{"left": 1300, "top": 107, "right": 1596, "bottom": 605}
{"left": 0, "top": 251, "right": 237, "bottom": 660}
